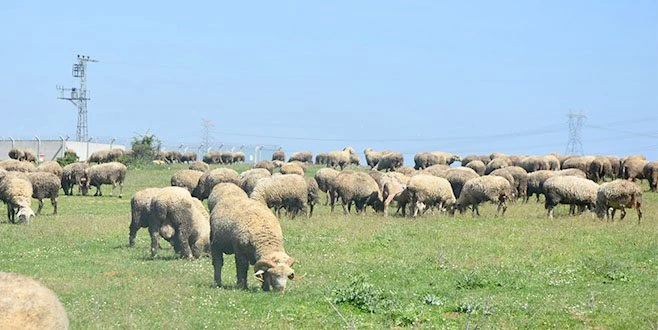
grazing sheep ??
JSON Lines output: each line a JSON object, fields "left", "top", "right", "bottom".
{"left": 406, "top": 174, "right": 456, "bottom": 217}
{"left": 87, "top": 149, "right": 110, "bottom": 163}
{"left": 455, "top": 176, "right": 513, "bottom": 216}
{"left": 465, "top": 160, "right": 486, "bottom": 176}
{"left": 519, "top": 156, "right": 550, "bottom": 173}
{"left": 421, "top": 164, "right": 450, "bottom": 177}
{"left": 414, "top": 152, "right": 460, "bottom": 169}
{"left": 562, "top": 156, "right": 596, "bottom": 173}
{"left": 188, "top": 161, "right": 210, "bottom": 172}
{"left": 159, "top": 150, "right": 182, "bottom": 164}
{"left": 279, "top": 162, "right": 305, "bottom": 176}
{"left": 210, "top": 194, "right": 297, "bottom": 292}
{"left": 208, "top": 183, "right": 249, "bottom": 213}
{"left": 37, "top": 160, "right": 63, "bottom": 178}
{"left": 595, "top": 179, "right": 643, "bottom": 224}
{"left": 607, "top": 156, "right": 623, "bottom": 179}
{"left": 331, "top": 171, "right": 383, "bottom": 214}
{"left": 0, "top": 172, "right": 36, "bottom": 224}
{"left": 442, "top": 167, "right": 480, "bottom": 199}
{"left": 60, "top": 162, "right": 89, "bottom": 196}
{"left": 0, "top": 272, "right": 69, "bottom": 329}
{"left": 253, "top": 160, "right": 275, "bottom": 174}
{"left": 304, "top": 177, "right": 320, "bottom": 217}
{"left": 129, "top": 187, "right": 164, "bottom": 247}
{"left": 0, "top": 159, "right": 37, "bottom": 172}
{"left": 382, "top": 176, "right": 410, "bottom": 217}
{"left": 81, "top": 162, "right": 127, "bottom": 197}
{"left": 543, "top": 176, "right": 599, "bottom": 218}
{"left": 27, "top": 172, "right": 61, "bottom": 215}
{"left": 643, "top": 161, "right": 658, "bottom": 192}
{"left": 288, "top": 151, "right": 313, "bottom": 164}
{"left": 192, "top": 168, "right": 240, "bottom": 200}
{"left": 364, "top": 148, "right": 386, "bottom": 169}
{"left": 250, "top": 174, "right": 308, "bottom": 219}
{"left": 149, "top": 187, "right": 210, "bottom": 259}
{"left": 180, "top": 151, "right": 197, "bottom": 163}
{"left": 315, "top": 152, "right": 329, "bottom": 165}
{"left": 525, "top": 169, "right": 585, "bottom": 203}
{"left": 8, "top": 148, "right": 25, "bottom": 161}
{"left": 461, "top": 155, "right": 491, "bottom": 166}
{"left": 497, "top": 166, "right": 529, "bottom": 200}
{"left": 622, "top": 156, "right": 648, "bottom": 181}
{"left": 272, "top": 149, "right": 286, "bottom": 162}
{"left": 395, "top": 166, "right": 417, "bottom": 176}
{"left": 203, "top": 151, "right": 221, "bottom": 164}
{"left": 587, "top": 156, "right": 613, "bottom": 182}
{"left": 374, "top": 152, "right": 404, "bottom": 172}
{"left": 484, "top": 157, "right": 511, "bottom": 175}
{"left": 557, "top": 168, "right": 587, "bottom": 178}
{"left": 238, "top": 168, "right": 272, "bottom": 195}
{"left": 327, "top": 147, "right": 358, "bottom": 170}
{"left": 171, "top": 169, "right": 205, "bottom": 194}
{"left": 489, "top": 168, "right": 516, "bottom": 194}
{"left": 314, "top": 168, "right": 340, "bottom": 206}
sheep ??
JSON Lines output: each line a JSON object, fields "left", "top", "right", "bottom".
{"left": 159, "top": 150, "right": 182, "bottom": 163}
{"left": 562, "top": 156, "right": 596, "bottom": 173}
{"left": 525, "top": 169, "right": 585, "bottom": 203}
{"left": 395, "top": 166, "right": 417, "bottom": 176}
{"left": 210, "top": 193, "right": 297, "bottom": 292}
{"left": 519, "top": 156, "right": 550, "bottom": 173}
{"left": 327, "top": 147, "right": 358, "bottom": 170}
{"left": 330, "top": 171, "right": 383, "bottom": 214}
{"left": 557, "top": 168, "right": 587, "bottom": 178}
{"left": 37, "top": 160, "right": 63, "bottom": 179}
{"left": 0, "top": 172, "right": 35, "bottom": 224}
{"left": 314, "top": 168, "right": 340, "bottom": 206}
{"left": 128, "top": 187, "right": 177, "bottom": 248}
{"left": 421, "top": 164, "right": 450, "bottom": 177}
{"left": 543, "top": 176, "right": 599, "bottom": 218}
{"left": 405, "top": 174, "right": 456, "bottom": 217}
{"left": 607, "top": 156, "right": 623, "bottom": 179}
{"left": 414, "top": 151, "right": 460, "bottom": 169}
{"left": 149, "top": 187, "right": 210, "bottom": 259}
{"left": 272, "top": 149, "right": 285, "bottom": 162}
{"left": 622, "top": 156, "right": 648, "bottom": 181}
{"left": 375, "top": 172, "right": 410, "bottom": 217}
{"left": 171, "top": 169, "right": 205, "bottom": 194}
{"left": 496, "top": 166, "right": 529, "bottom": 201}
{"left": 587, "top": 156, "right": 613, "bottom": 182}
{"left": 455, "top": 176, "right": 513, "bottom": 216}
{"left": 250, "top": 174, "right": 308, "bottom": 219}
{"left": 238, "top": 168, "right": 272, "bottom": 196}
{"left": 180, "top": 151, "right": 197, "bottom": 163}
{"left": 489, "top": 168, "right": 516, "bottom": 194}
{"left": 288, "top": 151, "right": 313, "bottom": 164}
{"left": 253, "top": 160, "right": 275, "bottom": 174}
{"left": 87, "top": 149, "right": 110, "bottom": 163}
{"left": 484, "top": 157, "right": 511, "bottom": 175}
{"left": 8, "top": 148, "right": 25, "bottom": 161}
{"left": 0, "top": 159, "right": 37, "bottom": 172}
{"left": 0, "top": 272, "right": 69, "bottom": 329}
{"left": 304, "top": 176, "right": 320, "bottom": 217}
{"left": 279, "top": 162, "right": 305, "bottom": 176}
{"left": 442, "top": 167, "right": 480, "bottom": 199}
{"left": 364, "top": 148, "right": 386, "bottom": 169}
{"left": 232, "top": 151, "right": 246, "bottom": 163}
{"left": 60, "top": 162, "right": 88, "bottom": 196}
{"left": 208, "top": 183, "right": 248, "bottom": 213}
{"left": 315, "top": 152, "right": 329, "bottom": 165}
{"left": 26, "top": 172, "right": 61, "bottom": 215}
{"left": 188, "top": 161, "right": 210, "bottom": 172}
{"left": 595, "top": 179, "right": 643, "bottom": 224}
{"left": 203, "top": 151, "right": 221, "bottom": 164}
{"left": 465, "top": 160, "right": 486, "bottom": 176}
{"left": 192, "top": 168, "right": 240, "bottom": 200}
{"left": 644, "top": 161, "right": 658, "bottom": 192}
{"left": 81, "top": 162, "right": 127, "bottom": 198}
{"left": 375, "top": 152, "right": 404, "bottom": 172}
{"left": 461, "top": 155, "right": 491, "bottom": 166}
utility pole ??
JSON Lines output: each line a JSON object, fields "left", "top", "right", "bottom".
{"left": 565, "top": 111, "right": 586, "bottom": 155}
{"left": 202, "top": 118, "right": 214, "bottom": 149}
{"left": 57, "top": 54, "right": 98, "bottom": 141}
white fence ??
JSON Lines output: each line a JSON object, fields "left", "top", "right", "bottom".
{"left": 0, "top": 138, "right": 125, "bottom": 162}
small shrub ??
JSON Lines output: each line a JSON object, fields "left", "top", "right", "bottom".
{"left": 332, "top": 276, "right": 393, "bottom": 314}
{"left": 456, "top": 270, "right": 488, "bottom": 290}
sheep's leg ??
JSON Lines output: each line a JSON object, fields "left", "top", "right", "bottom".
{"left": 95, "top": 185, "right": 102, "bottom": 197}
{"left": 36, "top": 199, "right": 44, "bottom": 216}
{"left": 148, "top": 224, "right": 160, "bottom": 258}
{"left": 547, "top": 206, "right": 554, "bottom": 219}
{"left": 636, "top": 203, "right": 642, "bottom": 224}
{"left": 620, "top": 208, "right": 627, "bottom": 220}
{"left": 189, "top": 233, "right": 202, "bottom": 259}
{"left": 172, "top": 228, "right": 193, "bottom": 259}
{"left": 118, "top": 181, "right": 123, "bottom": 198}
{"left": 212, "top": 251, "right": 224, "bottom": 287}
{"left": 308, "top": 203, "right": 314, "bottom": 218}
{"left": 497, "top": 201, "right": 507, "bottom": 216}
{"left": 235, "top": 253, "right": 250, "bottom": 290}
{"left": 110, "top": 181, "right": 116, "bottom": 197}
{"left": 51, "top": 197, "right": 58, "bottom": 215}
{"left": 128, "top": 223, "right": 140, "bottom": 247}
{"left": 474, "top": 205, "right": 480, "bottom": 216}
{"left": 610, "top": 209, "right": 616, "bottom": 220}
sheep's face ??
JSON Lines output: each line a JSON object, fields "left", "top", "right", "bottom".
{"left": 17, "top": 207, "right": 35, "bottom": 225}
{"left": 255, "top": 264, "right": 295, "bottom": 293}
{"left": 79, "top": 178, "right": 89, "bottom": 196}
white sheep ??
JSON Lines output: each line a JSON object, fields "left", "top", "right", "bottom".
{"left": 455, "top": 176, "right": 513, "bottom": 216}
{"left": 0, "top": 272, "right": 69, "bottom": 329}
{"left": 170, "top": 169, "right": 205, "bottom": 194}
{"left": 250, "top": 174, "right": 308, "bottom": 219}
{"left": 405, "top": 174, "right": 456, "bottom": 217}
{"left": 0, "top": 172, "right": 36, "bottom": 224}
{"left": 81, "top": 162, "right": 127, "bottom": 197}
{"left": 595, "top": 179, "right": 643, "bottom": 224}
{"left": 543, "top": 176, "right": 599, "bottom": 218}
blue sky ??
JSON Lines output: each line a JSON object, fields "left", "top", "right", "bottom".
{"left": 1, "top": 1, "right": 656, "bottom": 162}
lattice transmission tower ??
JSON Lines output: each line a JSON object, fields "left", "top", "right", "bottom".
{"left": 565, "top": 111, "right": 586, "bottom": 155}
{"left": 201, "top": 118, "right": 215, "bottom": 149}
{"left": 57, "top": 54, "right": 98, "bottom": 141}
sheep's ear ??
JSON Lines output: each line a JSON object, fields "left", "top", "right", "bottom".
{"left": 286, "top": 258, "right": 295, "bottom": 266}
{"left": 254, "top": 270, "right": 265, "bottom": 283}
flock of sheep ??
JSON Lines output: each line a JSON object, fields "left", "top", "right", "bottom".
{"left": 0, "top": 146, "right": 656, "bottom": 328}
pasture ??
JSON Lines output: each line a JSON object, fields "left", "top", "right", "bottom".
{"left": 0, "top": 163, "right": 656, "bottom": 329}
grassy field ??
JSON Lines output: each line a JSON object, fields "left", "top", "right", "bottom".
{"left": 1, "top": 163, "right": 657, "bottom": 329}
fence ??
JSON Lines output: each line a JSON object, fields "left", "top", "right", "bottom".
{"left": 0, "top": 137, "right": 125, "bottom": 162}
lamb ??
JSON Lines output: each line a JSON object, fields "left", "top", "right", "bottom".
{"left": 188, "top": 161, "right": 210, "bottom": 172}
{"left": 0, "top": 159, "right": 37, "bottom": 172}
{"left": 304, "top": 176, "right": 320, "bottom": 217}
{"left": 0, "top": 272, "right": 69, "bottom": 329}
{"left": 272, "top": 149, "right": 286, "bottom": 162}
{"left": 330, "top": 171, "right": 383, "bottom": 214}
{"left": 644, "top": 161, "right": 658, "bottom": 192}
{"left": 192, "top": 168, "right": 240, "bottom": 200}
{"left": 622, "top": 156, "right": 648, "bottom": 181}
{"left": 314, "top": 168, "right": 340, "bottom": 206}
{"left": 455, "top": 176, "right": 513, "bottom": 216}
{"left": 149, "top": 187, "right": 210, "bottom": 259}
{"left": 587, "top": 156, "right": 613, "bottom": 182}
{"left": 253, "top": 160, "right": 275, "bottom": 174}
{"left": 81, "top": 162, "right": 127, "bottom": 197}
{"left": 327, "top": 147, "right": 358, "bottom": 170}
{"left": 542, "top": 176, "right": 599, "bottom": 218}
{"left": 288, "top": 151, "right": 313, "bottom": 164}
{"left": 27, "top": 172, "right": 61, "bottom": 215}
{"left": 37, "top": 160, "right": 63, "bottom": 179}
{"left": 171, "top": 169, "right": 205, "bottom": 194}
{"left": 208, "top": 183, "right": 249, "bottom": 213}
{"left": 238, "top": 168, "right": 272, "bottom": 195}
{"left": 210, "top": 192, "right": 297, "bottom": 292}
{"left": 595, "top": 179, "right": 643, "bottom": 224}
{"left": 465, "top": 160, "right": 486, "bottom": 176}
{"left": 250, "top": 174, "right": 308, "bottom": 219}
{"left": 60, "top": 162, "right": 89, "bottom": 195}
{"left": 0, "top": 172, "right": 36, "bottom": 224}
{"left": 279, "top": 162, "right": 305, "bottom": 176}
{"left": 405, "top": 174, "right": 456, "bottom": 217}
{"left": 375, "top": 152, "right": 404, "bottom": 172}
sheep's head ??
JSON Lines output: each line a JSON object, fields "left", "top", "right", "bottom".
{"left": 254, "top": 256, "right": 296, "bottom": 293}
{"left": 79, "top": 177, "right": 89, "bottom": 196}
{"left": 17, "top": 207, "right": 35, "bottom": 225}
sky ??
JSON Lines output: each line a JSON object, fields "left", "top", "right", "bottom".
{"left": 1, "top": 1, "right": 656, "bottom": 163}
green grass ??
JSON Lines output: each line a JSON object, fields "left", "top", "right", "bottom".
{"left": 1, "top": 164, "right": 657, "bottom": 329}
